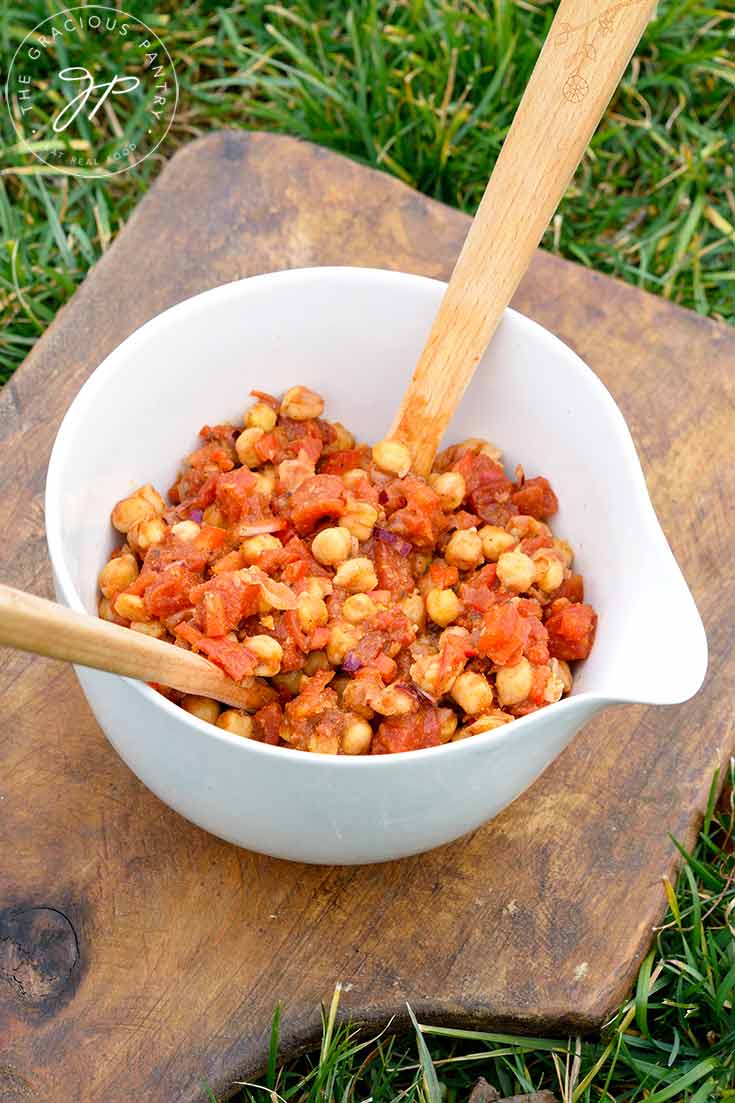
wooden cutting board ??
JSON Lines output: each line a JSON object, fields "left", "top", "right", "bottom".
{"left": 0, "top": 131, "right": 733, "bottom": 1103}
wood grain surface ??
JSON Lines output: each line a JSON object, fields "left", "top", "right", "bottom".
{"left": 0, "top": 131, "right": 732, "bottom": 1103}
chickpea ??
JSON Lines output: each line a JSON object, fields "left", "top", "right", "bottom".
{"left": 533, "top": 550, "right": 564, "bottom": 593}
{"left": 342, "top": 593, "right": 376, "bottom": 624}
{"left": 171, "top": 520, "right": 201, "bottom": 542}
{"left": 341, "top": 500, "right": 378, "bottom": 542}
{"left": 400, "top": 591, "right": 426, "bottom": 629}
{"left": 451, "top": 671, "right": 494, "bottom": 715}
{"left": 241, "top": 533, "right": 282, "bottom": 565}
{"left": 272, "top": 671, "right": 304, "bottom": 696}
{"left": 339, "top": 471, "right": 362, "bottom": 493}
{"left": 235, "top": 427, "right": 264, "bottom": 468}
{"left": 453, "top": 710, "right": 513, "bottom": 740}
{"left": 326, "top": 624, "right": 360, "bottom": 666}
{"left": 342, "top": 716, "right": 373, "bottom": 755}
{"left": 99, "top": 553, "right": 138, "bottom": 598}
{"left": 430, "top": 471, "right": 466, "bottom": 511}
{"left": 507, "top": 515, "right": 549, "bottom": 541}
{"left": 98, "top": 596, "right": 115, "bottom": 622}
{"left": 245, "top": 635, "right": 283, "bottom": 676}
{"left": 202, "top": 504, "right": 226, "bottom": 528}
{"left": 479, "top": 525, "right": 516, "bottom": 562}
{"left": 372, "top": 439, "right": 411, "bottom": 478}
{"left": 311, "top": 526, "right": 353, "bottom": 567}
{"left": 216, "top": 709, "right": 255, "bottom": 738}
{"left": 496, "top": 657, "right": 533, "bottom": 706}
{"left": 302, "top": 575, "right": 333, "bottom": 599}
{"left": 426, "top": 588, "right": 461, "bottom": 628}
{"left": 461, "top": 437, "right": 503, "bottom": 463}
{"left": 303, "top": 650, "right": 330, "bottom": 675}
{"left": 308, "top": 731, "right": 340, "bottom": 755}
{"left": 333, "top": 557, "right": 378, "bottom": 593}
{"left": 130, "top": 620, "right": 166, "bottom": 639}
{"left": 296, "top": 592, "right": 329, "bottom": 633}
{"left": 496, "top": 550, "right": 536, "bottom": 593}
{"left": 113, "top": 593, "right": 149, "bottom": 622}
{"left": 181, "top": 695, "right": 221, "bottom": 725}
{"left": 129, "top": 517, "right": 167, "bottom": 554}
{"left": 546, "top": 657, "right": 572, "bottom": 702}
{"left": 111, "top": 494, "right": 155, "bottom": 534}
{"left": 280, "top": 385, "right": 324, "bottom": 421}
{"left": 373, "top": 685, "right": 416, "bottom": 717}
{"left": 553, "top": 538, "right": 574, "bottom": 569}
{"left": 409, "top": 654, "right": 440, "bottom": 697}
{"left": 245, "top": 401, "right": 277, "bottom": 432}
{"left": 439, "top": 624, "right": 471, "bottom": 647}
{"left": 253, "top": 468, "right": 276, "bottom": 497}
{"left": 136, "top": 483, "right": 166, "bottom": 514}
{"left": 322, "top": 422, "right": 355, "bottom": 455}
{"left": 445, "top": 528, "right": 483, "bottom": 571}
{"left": 439, "top": 709, "right": 459, "bottom": 742}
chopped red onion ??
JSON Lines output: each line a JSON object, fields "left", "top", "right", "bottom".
{"left": 237, "top": 519, "right": 285, "bottom": 537}
{"left": 374, "top": 527, "right": 412, "bottom": 557}
{"left": 342, "top": 652, "right": 363, "bottom": 674}
{"left": 400, "top": 681, "right": 437, "bottom": 706}
{"left": 189, "top": 509, "right": 204, "bottom": 523}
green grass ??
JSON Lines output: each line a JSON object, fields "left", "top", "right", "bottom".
{"left": 214, "top": 764, "right": 735, "bottom": 1102}
{"left": 1, "top": 0, "right": 734, "bottom": 385}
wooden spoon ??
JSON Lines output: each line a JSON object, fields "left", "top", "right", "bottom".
{"left": 0, "top": 584, "right": 271, "bottom": 710}
{"left": 0, "top": 2, "right": 656, "bottom": 702}
{"left": 390, "top": 0, "right": 658, "bottom": 475}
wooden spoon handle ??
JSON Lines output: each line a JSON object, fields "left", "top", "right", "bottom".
{"left": 0, "top": 584, "right": 264, "bottom": 711}
{"left": 390, "top": 0, "right": 657, "bottom": 475}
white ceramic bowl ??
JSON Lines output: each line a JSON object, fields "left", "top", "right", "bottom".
{"left": 45, "top": 267, "right": 707, "bottom": 864}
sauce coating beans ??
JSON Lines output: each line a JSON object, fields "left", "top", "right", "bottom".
{"left": 100, "top": 387, "right": 597, "bottom": 754}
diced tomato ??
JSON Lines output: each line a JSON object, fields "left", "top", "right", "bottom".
{"left": 437, "top": 631, "right": 475, "bottom": 686}
{"left": 255, "top": 429, "right": 287, "bottom": 464}
{"left": 189, "top": 571, "right": 261, "bottom": 636}
{"left": 551, "top": 573, "right": 584, "bottom": 604}
{"left": 520, "top": 533, "right": 554, "bottom": 556}
{"left": 253, "top": 701, "right": 284, "bottom": 744}
{"left": 215, "top": 466, "right": 259, "bottom": 524}
{"left": 373, "top": 539, "right": 414, "bottom": 599}
{"left": 289, "top": 475, "right": 345, "bottom": 534}
{"left": 546, "top": 602, "right": 597, "bottom": 660}
{"left": 477, "top": 602, "right": 526, "bottom": 666}
{"left": 512, "top": 476, "right": 559, "bottom": 519}
{"left": 455, "top": 453, "right": 513, "bottom": 521}
{"left": 372, "top": 706, "right": 442, "bottom": 753}
{"left": 386, "top": 477, "right": 446, "bottom": 548}
{"left": 211, "top": 549, "right": 245, "bottom": 575}
{"left": 194, "top": 524, "right": 228, "bottom": 555}
{"left": 522, "top": 614, "right": 550, "bottom": 665}
{"left": 373, "top": 608, "right": 414, "bottom": 648}
{"left": 372, "top": 652, "right": 398, "bottom": 682}
{"left": 172, "top": 471, "right": 219, "bottom": 515}
{"left": 174, "top": 621, "right": 258, "bottom": 681}
{"left": 529, "top": 664, "right": 550, "bottom": 705}
{"left": 319, "top": 448, "right": 367, "bottom": 475}
{"left": 308, "top": 625, "right": 330, "bottom": 650}
{"left": 450, "top": 510, "right": 482, "bottom": 531}
{"left": 429, "top": 560, "right": 459, "bottom": 590}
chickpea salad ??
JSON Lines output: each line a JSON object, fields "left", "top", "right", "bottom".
{"left": 99, "top": 386, "right": 598, "bottom": 754}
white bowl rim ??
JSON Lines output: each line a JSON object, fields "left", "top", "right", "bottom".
{"left": 44, "top": 264, "right": 678, "bottom": 768}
